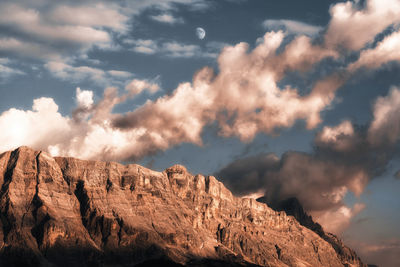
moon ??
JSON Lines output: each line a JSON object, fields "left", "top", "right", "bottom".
{"left": 196, "top": 27, "right": 206, "bottom": 40}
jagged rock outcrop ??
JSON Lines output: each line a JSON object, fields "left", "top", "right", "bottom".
{"left": 257, "top": 197, "right": 366, "bottom": 267}
{"left": 0, "top": 147, "right": 366, "bottom": 267}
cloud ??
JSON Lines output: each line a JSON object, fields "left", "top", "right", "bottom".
{"left": 368, "top": 87, "right": 400, "bottom": 146}
{"left": 312, "top": 203, "right": 365, "bottom": 233}
{"left": 49, "top": 3, "right": 128, "bottom": 31}
{"left": 214, "top": 150, "right": 371, "bottom": 234}
{"left": 325, "top": 0, "right": 400, "bottom": 50}
{"left": 315, "top": 120, "right": 357, "bottom": 152}
{"left": 216, "top": 151, "right": 369, "bottom": 210}
{"left": 0, "top": 30, "right": 337, "bottom": 162}
{"left": 125, "top": 79, "right": 160, "bottom": 96}
{"left": 0, "top": 38, "right": 60, "bottom": 60}
{"left": 113, "top": 31, "right": 339, "bottom": 144}
{"left": 348, "top": 29, "right": 400, "bottom": 72}
{"left": 262, "top": 19, "right": 322, "bottom": 36}
{"left": 127, "top": 39, "right": 159, "bottom": 55}
{"left": 76, "top": 87, "right": 94, "bottom": 109}
{"left": 108, "top": 70, "right": 134, "bottom": 78}
{"left": 161, "top": 42, "right": 210, "bottom": 58}
{"left": 216, "top": 86, "right": 400, "bottom": 234}
{"left": 150, "top": 13, "right": 184, "bottom": 24}
{"left": 127, "top": 39, "right": 218, "bottom": 58}
{"left": 0, "top": 98, "right": 71, "bottom": 153}
{"left": 0, "top": 3, "right": 113, "bottom": 51}
{"left": 0, "top": 0, "right": 210, "bottom": 62}
{"left": 0, "top": 80, "right": 161, "bottom": 162}
{"left": 348, "top": 239, "right": 400, "bottom": 267}
{"left": 44, "top": 60, "right": 133, "bottom": 86}
{"left": 395, "top": 170, "right": 400, "bottom": 180}
{"left": 0, "top": 58, "right": 25, "bottom": 79}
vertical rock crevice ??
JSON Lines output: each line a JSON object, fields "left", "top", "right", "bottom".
{"left": 74, "top": 180, "right": 101, "bottom": 247}
{"left": 0, "top": 149, "right": 19, "bottom": 243}
{"left": 74, "top": 180, "right": 90, "bottom": 229}
{"left": 30, "top": 152, "right": 48, "bottom": 249}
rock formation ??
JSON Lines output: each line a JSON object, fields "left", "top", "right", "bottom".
{"left": 0, "top": 146, "right": 366, "bottom": 266}
{"left": 257, "top": 197, "right": 365, "bottom": 267}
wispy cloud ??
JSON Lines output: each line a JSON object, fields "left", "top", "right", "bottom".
{"left": 0, "top": 58, "right": 25, "bottom": 79}
{"left": 262, "top": 19, "right": 322, "bottom": 36}
{"left": 0, "top": 0, "right": 211, "bottom": 62}
{"left": 0, "top": 3, "right": 116, "bottom": 59}
{"left": 126, "top": 39, "right": 219, "bottom": 58}
{"left": 150, "top": 13, "right": 184, "bottom": 24}
{"left": 44, "top": 61, "right": 134, "bottom": 86}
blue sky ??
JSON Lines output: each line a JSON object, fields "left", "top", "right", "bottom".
{"left": 1, "top": 0, "right": 400, "bottom": 266}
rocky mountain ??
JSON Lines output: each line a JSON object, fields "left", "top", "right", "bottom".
{"left": 0, "top": 146, "right": 366, "bottom": 267}
{"left": 257, "top": 197, "right": 365, "bottom": 267}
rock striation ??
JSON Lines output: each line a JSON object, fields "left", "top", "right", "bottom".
{"left": 0, "top": 147, "right": 366, "bottom": 267}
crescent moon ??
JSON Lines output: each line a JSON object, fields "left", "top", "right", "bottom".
{"left": 196, "top": 27, "right": 206, "bottom": 40}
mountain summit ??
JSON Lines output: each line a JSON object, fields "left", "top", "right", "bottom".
{"left": 0, "top": 147, "right": 365, "bottom": 266}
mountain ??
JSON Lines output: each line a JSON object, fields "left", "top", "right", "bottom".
{"left": 257, "top": 197, "right": 366, "bottom": 267}
{"left": 0, "top": 146, "right": 366, "bottom": 267}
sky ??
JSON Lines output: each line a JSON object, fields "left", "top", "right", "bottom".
{"left": 0, "top": 0, "right": 400, "bottom": 266}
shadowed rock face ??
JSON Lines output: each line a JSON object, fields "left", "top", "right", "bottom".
{"left": 257, "top": 197, "right": 366, "bottom": 267}
{"left": 0, "top": 147, "right": 366, "bottom": 267}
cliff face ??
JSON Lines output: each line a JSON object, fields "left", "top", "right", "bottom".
{"left": 257, "top": 197, "right": 366, "bottom": 267}
{"left": 0, "top": 147, "right": 365, "bottom": 267}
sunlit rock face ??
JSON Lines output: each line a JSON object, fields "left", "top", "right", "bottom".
{"left": 0, "top": 147, "right": 366, "bottom": 267}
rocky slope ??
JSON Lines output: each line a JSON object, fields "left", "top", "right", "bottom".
{"left": 0, "top": 146, "right": 366, "bottom": 267}
{"left": 257, "top": 197, "right": 365, "bottom": 267}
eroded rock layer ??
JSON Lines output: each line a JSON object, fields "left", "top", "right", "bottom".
{"left": 0, "top": 147, "right": 365, "bottom": 267}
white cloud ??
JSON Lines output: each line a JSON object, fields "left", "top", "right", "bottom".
{"left": 262, "top": 19, "right": 322, "bottom": 36}
{"left": 315, "top": 120, "right": 356, "bottom": 151}
{"left": 44, "top": 61, "right": 133, "bottom": 86}
{"left": 348, "top": 30, "right": 400, "bottom": 72}
{"left": 76, "top": 87, "right": 94, "bottom": 109}
{"left": 0, "top": 98, "right": 71, "bottom": 153}
{"left": 325, "top": 0, "right": 400, "bottom": 50}
{"left": 125, "top": 79, "right": 160, "bottom": 96}
{"left": 368, "top": 87, "right": 400, "bottom": 146}
{"left": 150, "top": 13, "right": 184, "bottom": 24}
{"left": 311, "top": 203, "right": 365, "bottom": 234}
{"left": 113, "top": 31, "right": 339, "bottom": 146}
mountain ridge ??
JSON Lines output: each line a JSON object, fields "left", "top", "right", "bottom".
{"left": 0, "top": 146, "right": 366, "bottom": 266}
